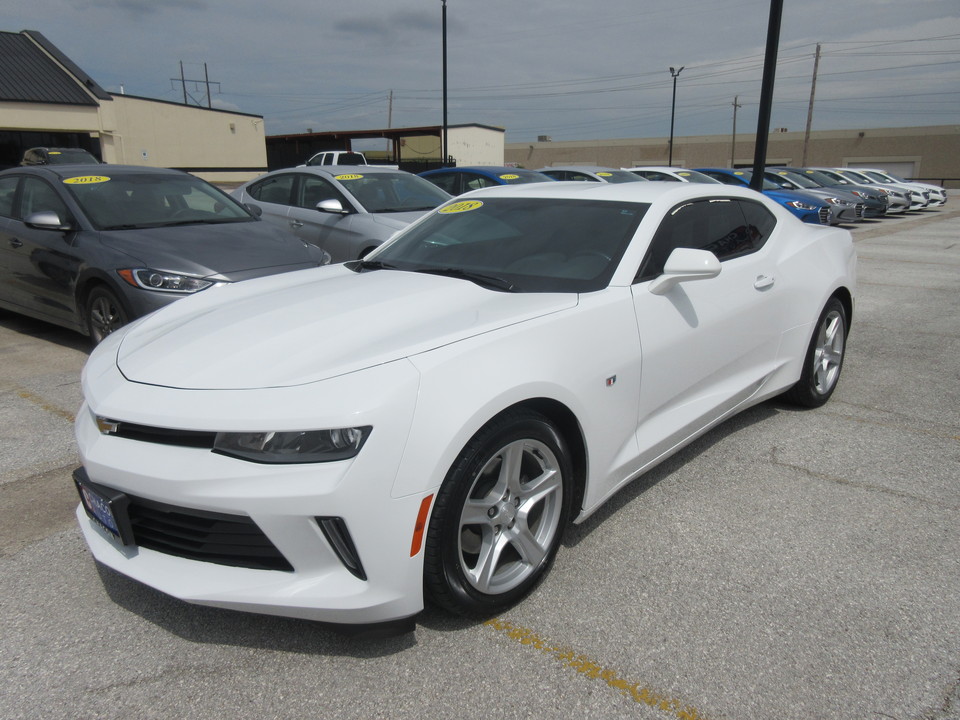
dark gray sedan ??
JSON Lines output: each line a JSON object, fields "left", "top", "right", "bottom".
{"left": 0, "top": 165, "right": 329, "bottom": 343}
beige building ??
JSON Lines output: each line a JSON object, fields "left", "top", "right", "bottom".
{"left": 1, "top": 29, "right": 267, "bottom": 184}
{"left": 506, "top": 125, "right": 960, "bottom": 187}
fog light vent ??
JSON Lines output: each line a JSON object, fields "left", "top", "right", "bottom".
{"left": 316, "top": 517, "right": 367, "bottom": 580}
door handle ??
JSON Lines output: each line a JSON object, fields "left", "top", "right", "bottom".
{"left": 754, "top": 274, "right": 775, "bottom": 290}
{"left": 9, "top": 238, "right": 23, "bottom": 249}
{"left": 289, "top": 220, "right": 304, "bottom": 229}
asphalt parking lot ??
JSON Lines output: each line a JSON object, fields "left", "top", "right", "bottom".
{"left": 2, "top": 205, "right": 958, "bottom": 720}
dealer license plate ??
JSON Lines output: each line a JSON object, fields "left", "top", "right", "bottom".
{"left": 73, "top": 469, "right": 135, "bottom": 546}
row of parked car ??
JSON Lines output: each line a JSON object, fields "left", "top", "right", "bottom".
{"left": 0, "top": 152, "right": 945, "bottom": 346}
{"left": 416, "top": 163, "right": 947, "bottom": 226}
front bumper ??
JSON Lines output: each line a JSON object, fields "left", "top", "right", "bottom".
{"left": 74, "top": 359, "right": 434, "bottom": 624}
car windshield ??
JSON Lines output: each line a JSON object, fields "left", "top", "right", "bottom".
{"left": 774, "top": 170, "right": 820, "bottom": 188}
{"left": 63, "top": 173, "right": 254, "bottom": 230}
{"left": 839, "top": 169, "right": 875, "bottom": 184}
{"left": 674, "top": 170, "right": 721, "bottom": 184}
{"left": 358, "top": 197, "right": 648, "bottom": 293}
{"left": 492, "top": 170, "right": 552, "bottom": 185}
{"left": 801, "top": 169, "right": 842, "bottom": 186}
{"left": 596, "top": 170, "right": 646, "bottom": 184}
{"left": 728, "top": 170, "right": 779, "bottom": 191}
{"left": 46, "top": 149, "right": 99, "bottom": 164}
{"left": 334, "top": 171, "right": 450, "bottom": 213}
{"left": 862, "top": 171, "right": 893, "bottom": 184}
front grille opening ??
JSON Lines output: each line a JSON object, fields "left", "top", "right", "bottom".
{"left": 109, "top": 420, "right": 216, "bottom": 449}
{"left": 128, "top": 496, "right": 293, "bottom": 572}
{"left": 316, "top": 517, "right": 367, "bottom": 580}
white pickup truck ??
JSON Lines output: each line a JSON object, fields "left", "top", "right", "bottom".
{"left": 304, "top": 150, "right": 368, "bottom": 166}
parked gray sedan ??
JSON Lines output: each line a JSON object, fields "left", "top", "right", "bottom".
{"left": 232, "top": 166, "right": 452, "bottom": 263}
{"left": 0, "top": 165, "right": 329, "bottom": 343}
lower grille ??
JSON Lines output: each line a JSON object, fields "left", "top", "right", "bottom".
{"left": 854, "top": 203, "right": 865, "bottom": 218}
{"left": 818, "top": 207, "right": 830, "bottom": 225}
{"left": 127, "top": 495, "right": 293, "bottom": 572}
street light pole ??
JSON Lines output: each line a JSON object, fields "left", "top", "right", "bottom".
{"left": 441, "top": 0, "right": 448, "bottom": 166}
{"left": 668, "top": 66, "right": 684, "bottom": 167}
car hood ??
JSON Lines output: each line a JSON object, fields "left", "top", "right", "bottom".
{"left": 99, "top": 221, "right": 318, "bottom": 280}
{"left": 115, "top": 266, "right": 577, "bottom": 390}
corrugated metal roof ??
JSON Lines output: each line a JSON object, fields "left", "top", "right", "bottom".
{"left": 0, "top": 31, "right": 100, "bottom": 106}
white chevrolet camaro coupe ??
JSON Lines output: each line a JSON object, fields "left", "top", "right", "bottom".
{"left": 74, "top": 181, "right": 856, "bottom": 625}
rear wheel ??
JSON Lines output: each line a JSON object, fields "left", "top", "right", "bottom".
{"left": 783, "top": 297, "right": 847, "bottom": 407}
{"left": 424, "top": 409, "right": 572, "bottom": 617}
{"left": 85, "top": 286, "right": 129, "bottom": 344}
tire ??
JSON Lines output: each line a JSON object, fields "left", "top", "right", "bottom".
{"left": 424, "top": 408, "right": 573, "bottom": 617}
{"left": 783, "top": 297, "right": 847, "bottom": 408}
{"left": 85, "top": 286, "right": 129, "bottom": 345}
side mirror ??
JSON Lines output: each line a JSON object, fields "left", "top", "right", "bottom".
{"left": 648, "top": 248, "right": 721, "bottom": 295}
{"left": 244, "top": 203, "right": 263, "bottom": 218}
{"left": 24, "top": 211, "right": 73, "bottom": 232}
{"left": 317, "top": 198, "right": 349, "bottom": 215}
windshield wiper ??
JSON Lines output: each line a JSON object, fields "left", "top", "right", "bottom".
{"left": 414, "top": 267, "right": 518, "bottom": 292}
{"left": 161, "top": 218, "right": 237, "bottom": 227}
{"left": 347, "top": 259, "right": 399, "bottom": 272}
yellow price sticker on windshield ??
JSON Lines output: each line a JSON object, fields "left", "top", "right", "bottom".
{"left": 335, "top": 174, "right": 363, "bottom": 181}
{"left": 439, "top": 200, "right": 483, "bottom": 214}
{"left": 63, "top": 176, "right": 110, "bottom": 185}
{"left": 499, "top": 174, "right": 519, "bottom": 180}
{"left": 597, "top": 172, "right": 613, "bottom": 177}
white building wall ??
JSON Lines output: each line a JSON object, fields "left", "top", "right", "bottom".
{"left": 447, "top": 126, "right": 505, "bottom": 166}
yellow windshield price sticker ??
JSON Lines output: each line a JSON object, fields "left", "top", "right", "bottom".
{"left": 63, "top": 176, "right": 110, "bottom": 185}
{"left": 499, "top": 174, "right": 519, "bottom": 180}
{"left": 335, "top": 174, "right": 363, "bottom": 181}
{"left": 597, "top": 172, "right": 613, "bottom": 177}
{"left": 439, "top": 200, "right": 483, "bottom": 214}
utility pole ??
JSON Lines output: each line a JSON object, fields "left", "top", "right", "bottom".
{"left": 171, "top": 62, "right": 221, "bottom": 107}
{"left": 801, "top": 43, "right": 821, "bottom": 167}
{"left": 441, "top": 0, "right": 449, "bottom": 165}
{"left": 750, "top": 0, "right": 783, "bottom": 192}
{"left": 386, "top": 90, "right": 393, "bottom": 154}
{"left": 668, "top": 66, "right": 684, "bottom": 166}
{"left": 731, "top": 95, "right": 742, "bottom": 166}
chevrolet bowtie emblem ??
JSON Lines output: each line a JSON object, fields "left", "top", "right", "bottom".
{"left": 96, "top": 416, "right": 120, "bottom": 435}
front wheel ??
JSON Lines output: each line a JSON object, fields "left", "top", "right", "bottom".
{"left": 424, "top": 409, "right": 573, "bottom": 617}
{"left": 783, "top": 297, "right": 847, "bottom": 407}
{"left": 85, "top": 286, "right": 129, "bottom": 345}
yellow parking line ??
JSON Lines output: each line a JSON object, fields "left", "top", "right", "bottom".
{"left": 14, "top": 386, "right": 75, "bottom": 424}
{"left": 485, "top": 617, "right": 709, "bottom": 719}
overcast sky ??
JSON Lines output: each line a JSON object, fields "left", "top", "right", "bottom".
{"left": 7, "top": 0, "right": 960, "bottom": 148}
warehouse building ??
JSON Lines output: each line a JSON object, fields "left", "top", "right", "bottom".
{"left": 0, "top": 29, "right": 267, "bottom": 184}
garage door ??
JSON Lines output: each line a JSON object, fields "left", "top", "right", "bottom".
{"left": 847, "top": 161, "right": 916, "bottom": 179}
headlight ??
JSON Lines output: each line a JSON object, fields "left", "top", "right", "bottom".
{"left": 118, "top": 268, "right": 215, "bottom": 293}
{"left": 785, "top": 200, "right": 817, "bottom": 210}
{"left": 213, "top": 427, "right": 372, "bottom": 464}
{"left": 850, "top": 190, "right": 867, "bottom": 199}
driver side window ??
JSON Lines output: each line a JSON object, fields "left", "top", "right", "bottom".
{"left": 19, "top": 177, "right": 70, "bottom": 223}
{"left": 296, "top": 175, "right": 347, "bottom": 209}
{"left": 635, "top": 198, "right": 774, "bottom": 282}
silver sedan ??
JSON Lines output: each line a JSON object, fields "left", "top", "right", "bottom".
{"left": 233, "top": 166, "right": 451, "bottom": 263}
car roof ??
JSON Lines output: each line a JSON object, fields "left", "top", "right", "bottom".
{"left": 285, "top": 165, "right": 411, "bottom": 177}
{"left": 622, "top": 166, "right": 688, "bottom": 172}
{"left": 450, "top": 166, "right": 542, "bottom": 173}
{"left": 1, "top": 164, "right": 188, "bottom": 179}
{"left": 539, "top": 166, "right": 625, "bottom": 173}
{"left": 455, "top": 176, "right": 770, "bottom": 206}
